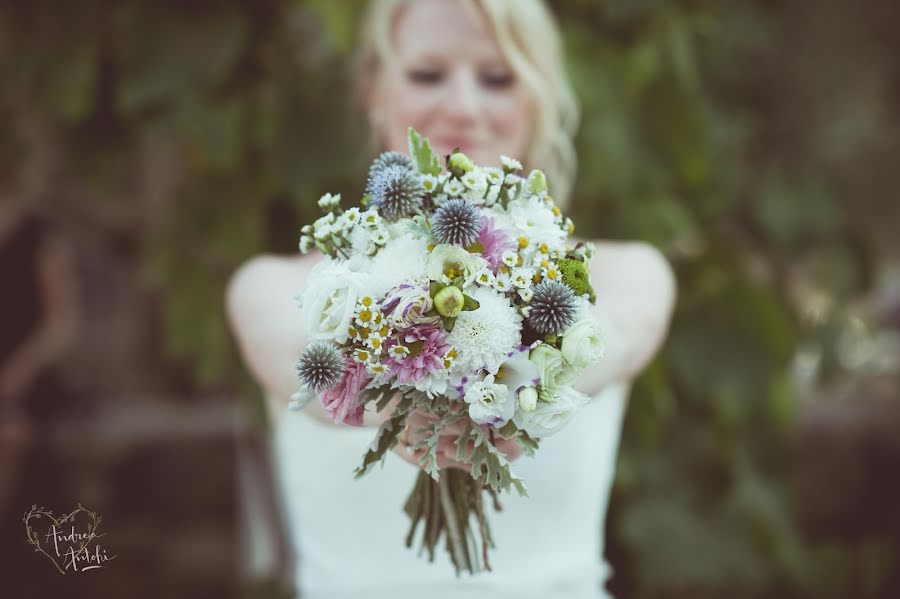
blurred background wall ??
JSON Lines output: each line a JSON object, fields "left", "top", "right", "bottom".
{"left": 0, "top": 0, "right": 898, "bottom": 597}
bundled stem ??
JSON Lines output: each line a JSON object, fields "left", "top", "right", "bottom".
{"left": 403, "top": 468, "right": 499, "bottom": 575}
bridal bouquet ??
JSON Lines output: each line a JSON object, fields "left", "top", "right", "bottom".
{"left": 291, "top": 128, "right": 604, "bottom": 574}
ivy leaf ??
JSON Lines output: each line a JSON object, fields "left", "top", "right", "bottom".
{"left": 407, "top": 127, "right": 440, "bottom": 176}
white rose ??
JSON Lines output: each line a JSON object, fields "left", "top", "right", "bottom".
{"left": 529, "top": 343, "right": 577, "bottom": 389}
{"left": 464, "top": 374, "right": 516, "bottom": 427}
{"left": 561, "top": 318, "right": 605, "bottom": 371}
{"left": 300, "top": 258, "right": 369, "bottom": 344}
{"left": 513, "top": 386, "right": 589, "bottom": 437}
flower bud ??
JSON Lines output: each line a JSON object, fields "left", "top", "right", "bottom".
{"left": 518, "top": 387, "right": 538, "bottom": 412}
{"left": 434, "top": 285, "right": 464, "bottom": 318}
{"left": 449, "top": 152, "right": 475, "bottom": 177}
{"left": 527, "top": 169, "right": 548, "bottom": 195}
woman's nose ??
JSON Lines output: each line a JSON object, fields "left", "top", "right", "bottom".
{"left": 441, "top": 69, "right": 480, "bottom": 124}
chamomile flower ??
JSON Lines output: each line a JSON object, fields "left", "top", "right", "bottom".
{"left": 461, "top": 169, "right": 487, "bottom": 191}
{"left": 484, "top": 184, "right": 501, "bottom": 206}
{"left": 442, "top": 348, "right": 459, "bottom": 370}
{"left": 501, "top": 250, "right": 519, "bottom": 269}
{"left": 361, "top": 209, "right": 382, "bottom": 228}
{"left": 366, "top": 362, "right": 387, "bottom": 376}
{"left": 352, "top": 348, "right": 374, "bottom": 364}
{"left": 421, "top": 174, "right": 439, "bottom": 194}
{"left": 511, "top": 267, "right": 534, "bottom": 289}
{"left": 500, "top": 155, "right": 522, "bottom": 172}
{"left": 474, "top": 268, "right": 496, "bottom": 287}
{"left": 364, "top": 332, "right": 385, "bottom": 353}
{"left": 341, "top": 207, "right": 361, "bottom": 226}
{"left": 372, "top": 229, "right": 389, "bottom": 246}
{"left": 318, "top": 192, "right": 341, "bottom": 211}
{"left": 506, "top": 172, "right": 524, "bottom": 186}
{"left": 444, "top": 178, "right": 465, "bottom": 197}
{"left": 541, "top": 262, "right": 560, "bottom": 282}
{"left": 483, "top": 167, "right": 504, "bottom": 186}
{"left": 388, "top": 345, "right": 410, "bottom": 360}
{"left": 493, "top": 272, "right": 512, "bottom": 292}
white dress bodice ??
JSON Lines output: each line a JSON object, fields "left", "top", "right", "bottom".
{"left": 270, "top": 382, "right": 629, "bottom": 599}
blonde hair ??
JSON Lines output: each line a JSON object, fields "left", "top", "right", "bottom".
{"left": 353, "top": 0, "right": 581, "bottom": 207}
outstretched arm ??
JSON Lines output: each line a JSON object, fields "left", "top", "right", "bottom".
{"left": 573, "top": 241, "right": 677, "bottom": 397}
{"left": 226, "top": 254, "right": 396, "bottom": 428}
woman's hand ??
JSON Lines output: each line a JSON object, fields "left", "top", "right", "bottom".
{"left": 390, "top": 408, "right": 524, "bottom": 473}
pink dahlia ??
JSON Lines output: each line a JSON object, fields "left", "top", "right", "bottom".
{"left": 383, "top": 325, "right": 449, "bottom": 385}
{"left": 475, "top": 216, "right": 516, "bottom": 272}
{"left": 321, "top": 357, "right": 371, "bottom": 426}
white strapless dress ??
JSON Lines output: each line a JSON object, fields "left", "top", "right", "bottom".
{"left": 270, "top": 382, "right": 629, "bottom": 599}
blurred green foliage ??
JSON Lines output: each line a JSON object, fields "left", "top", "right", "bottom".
{"left": 2, "top": 0, "right": 898, "bottom": 596}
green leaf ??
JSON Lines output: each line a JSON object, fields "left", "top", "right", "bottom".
{"left": 442, "top": 316, "right": 456, "bottom": 332}
{"left": 461, "top": 294, "right": 480, "bottom": 312}
{"left": 430, "top": 280, "right": 447, "bottom": 299}
{"left": 407, "top": 127, "right": 441, "bottom": 176}
{"left": 353, "top": 394, "right": 413, "bottom": 478}
{"left": 517, "top": 431, "right": 540, "bottom": 457}
{"left": 496, "top": 420, "right": 518, "bottom": 440}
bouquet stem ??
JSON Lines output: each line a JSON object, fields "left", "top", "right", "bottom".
{"left": 403, "top": 468, "right": 499, "bottom": 576}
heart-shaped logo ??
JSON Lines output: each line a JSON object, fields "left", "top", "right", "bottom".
{"left": 23, "top": 503, "right": 114, "bottom": 574}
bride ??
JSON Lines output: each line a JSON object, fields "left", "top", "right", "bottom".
{"left": 227, "top": 0, "right": 675, "bottom": 597}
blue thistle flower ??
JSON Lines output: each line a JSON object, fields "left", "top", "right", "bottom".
{"left": 368, "top": 165, "right": 426, "bottom": 221}
{"left": 431, "top": 199, "right": 482, "bottom": 247}
{"left": 370, "top": 151, "right": 414, "bottom": 175}
{"left": 366, "top": 151, "right": 414, "bottom": 198}
{"left": 296, "top": 342, "right": 345, "bottom": 391}
{"left": 527, "top": 280, "right": 578, "bottom": 335}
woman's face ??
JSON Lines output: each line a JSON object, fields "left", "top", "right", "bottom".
{"left": 371, "top": 0, "right": 535, "bottom": 167}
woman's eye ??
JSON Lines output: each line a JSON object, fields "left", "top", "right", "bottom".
{"left": 407, "top": 69, "right": 443, "bottom": 85}
{"left": 481, "top": 71, "right": 515, "bottom": 89}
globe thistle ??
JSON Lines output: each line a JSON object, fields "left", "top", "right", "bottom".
{"left": 431, "top": 199, "right": 482, "bottom": 247}
{"left": 526, "top": 280, "right": 578, "bottom": 335}
{"left": 366, "top": 152, "right": 413, "bottom": 196}
{"left": 296, "top": 342, "right": 345, "bottom": 391}
{"left": 370, "top": 151, "right": 414, "bottom": 175}
{"left": 368, "top": 165, "right": 426, "bottom": 221}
